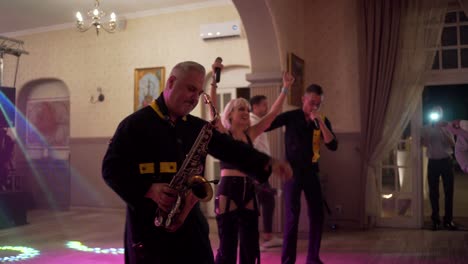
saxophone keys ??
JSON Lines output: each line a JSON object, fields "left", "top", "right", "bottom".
{"left": 165, "top": 217, "right": 172, "bottom": 227}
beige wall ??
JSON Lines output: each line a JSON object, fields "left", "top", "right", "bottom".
{"left": 256, "top": 0, "right": 364, "bottom": 228}
{"left": 3, "top": 0, "right": 366, "bottom": 226}
{"left": 3, "top": 3, "right": 250, "bottom": 138}
{"left": 303, "top": 0, "right": 363, "bottom": 227}
{"left": 257, "top": 0, "right": 361, "bottom": 132}
{"left": 304, "top": 0, "right": 361, "bottom": 133}
{"left": 3, "top": 3, "right": 251, "bottom": 209}
{"left": 266, "top": 0, "right": 305, "bottom": 70}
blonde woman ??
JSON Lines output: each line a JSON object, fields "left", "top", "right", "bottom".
{"left": 209, "top": 64, "right": 294, "bottom": 264}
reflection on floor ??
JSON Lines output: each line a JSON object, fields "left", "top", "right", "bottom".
{"left": 0, "top": 206, "right": 467, "bottom": 264}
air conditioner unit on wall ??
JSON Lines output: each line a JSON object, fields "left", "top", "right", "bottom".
{"left": 200, "top": 20, "right": 241, "bottom": 40}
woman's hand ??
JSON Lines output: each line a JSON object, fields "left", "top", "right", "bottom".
{"left": 282, "top": 71, "right": 295, "bottom": 89}
{"left": 270, "top": 158, "right": 293, "bottom": 181}
{"left": 211, "top": 58, "right": 224, "bottom": 84}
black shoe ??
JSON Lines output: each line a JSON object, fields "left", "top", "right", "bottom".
{"left": 443, "top": 221, "right": 458, "bottom": 230}
{"left": 432, "top": 222, "right": 441, "bottom": 231}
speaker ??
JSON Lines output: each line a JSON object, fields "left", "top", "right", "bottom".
{"left": 0, "top": 86, "right": 16, "bottom": 128}
{"left": 0, "top": 192, "right": 30, "bottom": 229}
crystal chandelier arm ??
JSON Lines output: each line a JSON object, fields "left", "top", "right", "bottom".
{"left": 100, "top": 21, "right": 117, "bottom": 33}
{"left": 75, "top": 11, "right": 94, "bottom": 32}
{"left": 75, "top": 0, "right": 117, "bottom": 35}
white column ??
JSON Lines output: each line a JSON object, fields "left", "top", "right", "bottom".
{"left": 247, "top": 71, "right": 285, "bottom": 232}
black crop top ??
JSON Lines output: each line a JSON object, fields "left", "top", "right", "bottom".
{"left": 220, "top": 131, "right": 254, "bottom": 170}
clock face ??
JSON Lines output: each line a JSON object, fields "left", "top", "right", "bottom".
{"left": 138, "top": 73, "right": 160, "bottom": 108}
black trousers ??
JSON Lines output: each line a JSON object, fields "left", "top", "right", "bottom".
{"left": 256, "top": 181, "right": 276, "bottom": 233}
{"left": 215, "top": 209, "right": 260, "bottom": 264}
{"left": 124, "top": 205, "right": 214, "bottom": 264}
{"left": 215, "top": 176, "right": 260, "bottom": 264}
{"left": 282, "top": 173, "right": 323, "bottom": 264}
{"left": 427, "top": 157, "right": 454, "bottom": 224}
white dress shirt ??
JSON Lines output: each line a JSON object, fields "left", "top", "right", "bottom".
{"left": 250, "top": 113, "right": 271, "bottom": 156}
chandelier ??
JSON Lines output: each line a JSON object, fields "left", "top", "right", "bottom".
{"left": 75, "top": 0, "right": 117, "bottom": 35}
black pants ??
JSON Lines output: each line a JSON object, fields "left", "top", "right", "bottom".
{"left": 256, "top": 181, "right": 276, "bottom": 233}
{"left": 215, "top": 176, "right": 260, "bottom": 264}
{"left": 282, "top": 172, "right": 323, "bottom": 264}
{"left": 124, "top": 204, "right": 214, "bottom": 264}
{"left": 215, "top": 209, "right": 260, "bottom": 264}
{"left": 427, "top": 157, "right": 454, "bottom": 224}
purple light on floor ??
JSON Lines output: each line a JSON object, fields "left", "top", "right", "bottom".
{"left": 66, "top": 241, "right": 124, "bottom": 255}
{"left": 0, "top": 245, "right": 40, "bottom": 262}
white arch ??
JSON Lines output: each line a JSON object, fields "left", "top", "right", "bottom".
{"left": 232, "top": 0, "right": 282, "bottom": 73}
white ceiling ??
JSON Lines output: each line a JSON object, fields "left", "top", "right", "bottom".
{"left": 0, "top": 0, "right": 227, "bottom": 35}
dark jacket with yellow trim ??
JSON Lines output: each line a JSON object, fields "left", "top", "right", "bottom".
{"left": 267, "top": 109, "right": 338, "bottom": 173}
{"left": 102, "top": 95, "right": 272, "bottom": 264}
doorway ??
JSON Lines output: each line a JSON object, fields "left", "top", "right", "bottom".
{"left": 16, "top": 78, "right": 71, "bottom": 210}
{"left": 421, "top": 84, "right": 468, "bottom": 230}
{"left": 375, "top": 117, "right": 423, "bottom": 228}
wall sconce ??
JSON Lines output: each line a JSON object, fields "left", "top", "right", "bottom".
{"left": 90, "top": 87, "right": 105, "bottom": 104}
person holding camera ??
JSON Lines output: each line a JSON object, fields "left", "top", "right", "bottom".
{"left": 421, "top": 106, "right": 457, "bottom": 231}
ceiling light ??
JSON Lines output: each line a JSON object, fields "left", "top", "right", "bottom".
{"left": 75, "top": 0, "right": 117, "bottom": 35}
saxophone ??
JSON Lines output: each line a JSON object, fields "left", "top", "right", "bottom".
{"left": 154, "top": 93, "right": 219, "bottom": 232}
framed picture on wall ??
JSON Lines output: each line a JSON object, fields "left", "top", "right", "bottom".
{"left": 26, "top": 98, "right": 70, "bottom": 147}
{"left": 287, "top": 53, "right": 305, "bottom": 107}
{"left": 134, "top": 67, "right": 165, "bottom": 111}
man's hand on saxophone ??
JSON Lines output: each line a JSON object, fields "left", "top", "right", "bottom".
{"left": 145, "top": 183, "right": 178, "bottom": 212}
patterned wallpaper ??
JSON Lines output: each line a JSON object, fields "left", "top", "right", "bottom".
{"left": 2, "top": 4, "right": 250, "bottom": 138}
{"left": 2, "top": 0, "right": 362, "bottom": 138}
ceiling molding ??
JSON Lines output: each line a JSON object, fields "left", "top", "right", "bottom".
{"left": 124, "top": 0, "right": 232, "bottom": 20}
{"left": 4, "top": 23, "right": 75, "bottom": 38}
{"left": 3, "top": 0, "right": 232, "bottom": 38}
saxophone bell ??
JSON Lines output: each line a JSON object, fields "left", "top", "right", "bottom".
{"left": 153, "top": 92, "right": 220, "bottom": 231}
{"left": 189, "top": 175, "right": 214, "bottom": 202}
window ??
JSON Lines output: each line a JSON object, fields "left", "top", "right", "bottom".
{"left": 432, "top": 10, "right": 468, "bottom": 70}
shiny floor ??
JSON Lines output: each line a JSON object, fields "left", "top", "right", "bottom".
{"left": 1, "top": 172, "right": 467, "bottom": 264}
{"left": 0, "top": 207, "right": 467, "bottom": 264}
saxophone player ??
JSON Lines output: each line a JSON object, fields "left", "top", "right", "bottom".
{"left": 102, "top": 61, "right": 292, "bottom": 264}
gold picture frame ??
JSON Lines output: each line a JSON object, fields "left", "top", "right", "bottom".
{"left": 287, "top": 53, "right": 305, "bottom": 107}
{"left": 134, "top": 67, "right": 165, "bottom": 111}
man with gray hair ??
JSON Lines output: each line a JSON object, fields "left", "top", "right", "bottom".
{"left": 102, "top": 61, "right": 292, "bottom": 264}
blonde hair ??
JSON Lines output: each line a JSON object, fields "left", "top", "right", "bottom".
{"left": 221, "top": 98, "right": 250, "bottom": 129}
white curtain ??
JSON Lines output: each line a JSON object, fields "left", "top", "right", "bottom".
{"left": 365, "top": 0, "right": 447, "bottom": 223}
